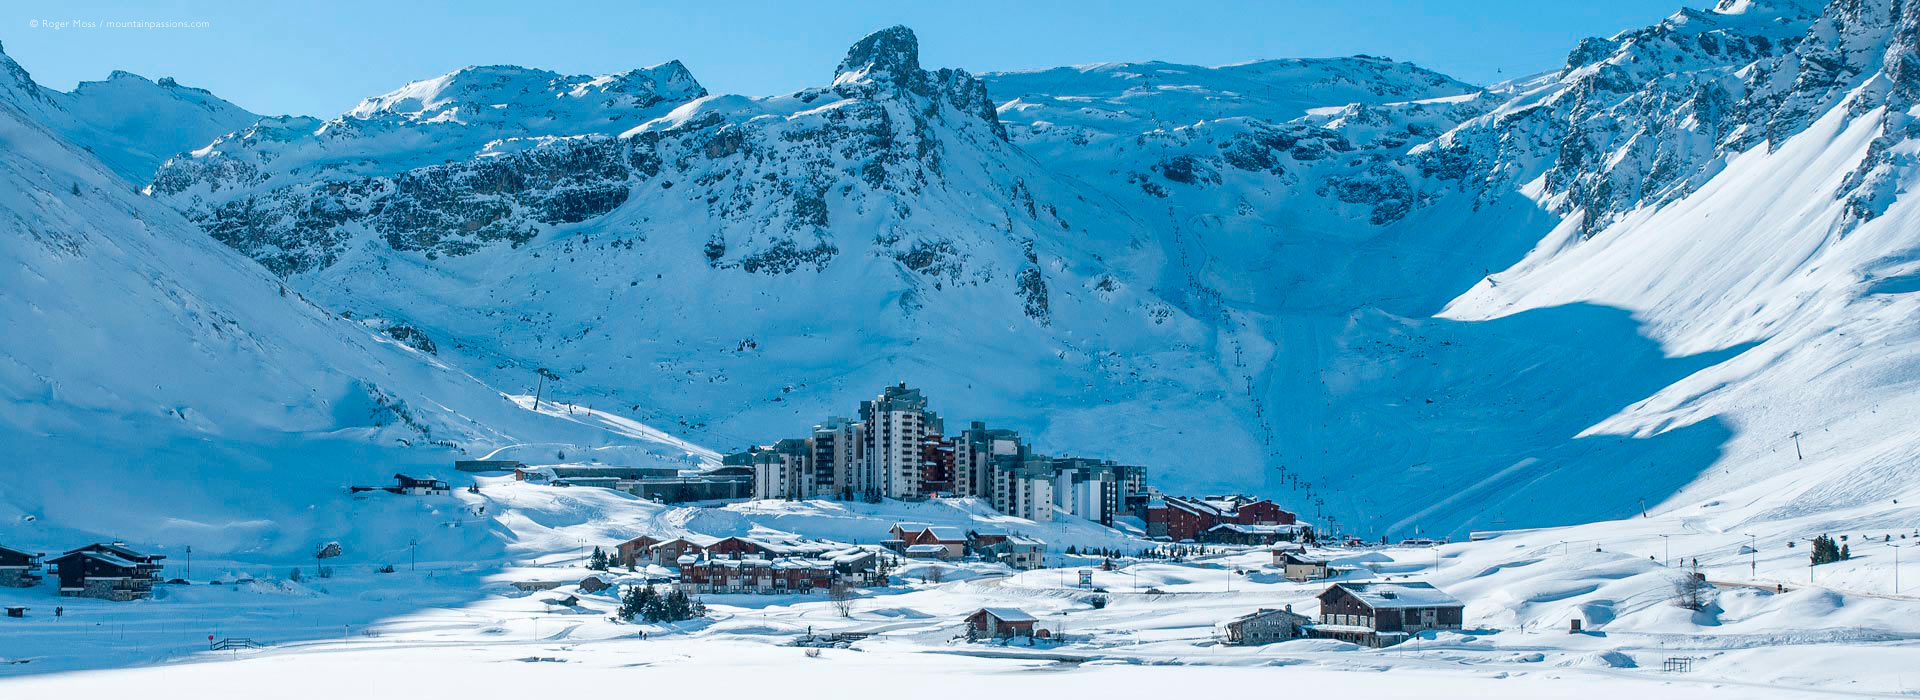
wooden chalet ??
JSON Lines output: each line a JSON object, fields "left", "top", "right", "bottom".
{"left": 615, "top": 535, "right": 662, "bottom": 568}
{"left": 0, "top": 545, "right": 44, "bottom": 588}
{"left": 895, "top": 526, "right": 966, "bottom": 559}
{"left": 648, "top": 535, "right": 721, "bottom": 566}
{"left": 351, "top": 473, "right": 450, "bottom": 496}
{"left": 50, "top": 543, "right": 165, "bottom": 601}
{"left": 965, "top": 607, "right": 1038, "bottom": 639}
{"left": 1310, "top": 582, "right": 1463, "bottom": 647}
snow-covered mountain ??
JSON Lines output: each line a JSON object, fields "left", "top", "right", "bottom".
{"left": 0, "top": 44, "right": 711, "bottom": 558}
{"left": 0, "top": 42, "right": 260, "bottom": 184}
{"left": 65, "top": 0, "right": 1920, "bottom": 539}
{"left": 144, "top": 26, "right": 1262, "bottom": 498}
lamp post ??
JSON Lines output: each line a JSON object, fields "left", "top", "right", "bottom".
{"left": 1743, "top": 533, "right": 1757, "bottom": 580}
{"left": 1658, "top": 534, "right": 1671, "bottom": 568}
{"left": 1894, "top": 542, "right": 1912, "bottom": 596}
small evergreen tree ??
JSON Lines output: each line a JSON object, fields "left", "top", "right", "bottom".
{"left": 619, "top": 583, "right": 658, "bottom": 622}
{"left": 587, "top": 546, "right": 609, "bottom": 571}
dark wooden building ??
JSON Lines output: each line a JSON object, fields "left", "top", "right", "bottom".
{"left": 351, "top": 473, "right": 450, "bottom": 496}
{"left": 964, "top": 607, "right": 1038, "bottom": 639}
{"left": 50, "top": 543, "right": 165, "bottom": 601}
{"left": 1312, "top": 582, "right": 1463, "bottom": 647}
{"left": 0, "top": 545, "right": 44, "bottom": 588}
{"left": 615, "top": 535, "right": 662, "bottom": 568}
{"left": 1145, "top": 495, "right": 1300, "bottom": 542}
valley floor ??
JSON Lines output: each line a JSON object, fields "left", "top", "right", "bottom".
{"left": 4, "top": 481, "right": 1917, "bottom": 698}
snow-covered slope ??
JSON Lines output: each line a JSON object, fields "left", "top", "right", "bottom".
{"left": 0, "top": 45, "right": 710, "bottom": 560}
{"left": 1443, "top": 0, "right": 1920, "bottom": 527}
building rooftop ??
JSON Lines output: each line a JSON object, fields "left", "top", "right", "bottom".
{"left": 1334, "top": 582, "right": 1464, "bottom": 609}
{"left": 975, "top": 607, "right": 1038, "bottom": 623}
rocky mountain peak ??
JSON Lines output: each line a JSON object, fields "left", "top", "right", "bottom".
{"left": 835, "top": 25, "right": 923, "bottom": 90}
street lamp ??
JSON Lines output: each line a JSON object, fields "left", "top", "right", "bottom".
{"left": 1658, "top": 534, "right": 1671, "bottom": 568}
{"left": 1742, "top": 533, "right": 1757, "bottom": 579}
{"left": 1893, "top": 542, "right": 1913, "bottom": 596}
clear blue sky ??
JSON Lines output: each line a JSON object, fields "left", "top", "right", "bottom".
{"left": 5, "top": 0, "right": 1707, "bottom": 118}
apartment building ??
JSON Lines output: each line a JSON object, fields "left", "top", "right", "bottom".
{"left": 859, "top": 383, "right": 942, "bottom": 499}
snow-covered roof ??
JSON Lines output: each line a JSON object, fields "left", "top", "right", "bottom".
{"left": 1226, "top": 607, "right": 1308, "bottom": 625}
{"left": 659, "top": 534, "right": 723, "bottom": 548}
{"left": 974, "top": 607, "right": 1037, "bottom": 623}
{"left": 64, "top": 542, "right": 154, "bottom": 561}
{"left": 687, "top": 556, "right": 833, "bottom": 571}
{"left": 1004, "top": 535, "right": 1046, "bottom": 547}
{"left": 1332, "top": 582, "right": 1462, "bottom": 609}
{"left": 921, "top": 527, "right": 966, "bottom": 542}
{"left": 904, "top": 544, "right": 947, "bottom": 554}
{"left": 1207, "top": 523, "right": 1305, "bottom": 534}
{"left": 64, "top": 551, "right": 141, "bottom": 568}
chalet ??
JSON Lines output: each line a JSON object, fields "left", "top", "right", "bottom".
{"left": 1310, "top": 582, "right": 1464, "bottom": 647}
{"left": 971, "top": 534, "right": 1046, "bottom": 569}
{"left": 966, "top": 529, "right": 1008, "bottom": 553}
{"left": 615, "top": 535, "right": 662, "bottom": 568}
{"left": 1220, "top": 606, "right": 1311, "bottom": 645}
{"left": 828, "top": 549, "right": 884, "bottom": 586}
{"left": 885, "top": 521, "right": 933, "bottom": 550}
{"left": 50, "top": 543, "right": 165, "bottom": 601}
{"left": 679, "top": 557, "right": 836, "bottom": 594}
{"left": 965, "top": 607, "right": 1038, "bottom": 639}
{"left": 0, "top": 545, "right": 44, "bottom": 588}
{"left": 647, "top": 535, "right": 721, "bottom": 566}
{"left": 1273, "top": 550, "right": 1330, "bottom": 581}
{"left": 1003, "top": 535, "right": 1047, "bottom": 570}
{"left": 351, "top": 473, "right": 450, "bottom": 496}
{"left": 896, "top": 526, "right": 966, "bottom": 559}
{"left": 904, "top": 544, "right": 951, "bottom": 560}
{"left": 1203, "top": 522, "right": 1310, "bottom": 545}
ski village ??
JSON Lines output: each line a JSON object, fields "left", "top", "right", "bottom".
{"left": 5, "top": 382, "right": 1915, "bottom": 698}
{"left": 11, "top": 0, "right": 1920, "bottom": 696}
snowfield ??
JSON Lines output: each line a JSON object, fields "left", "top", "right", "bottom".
{"left": 4, "top": 481, "right": 1919, "bottom": 697}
